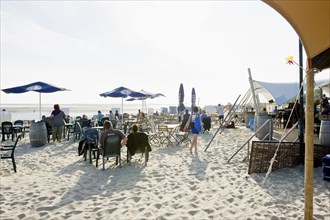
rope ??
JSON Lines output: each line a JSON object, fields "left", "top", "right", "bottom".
{"left": 263, "top": 74, "right": 307, "bottom": 183}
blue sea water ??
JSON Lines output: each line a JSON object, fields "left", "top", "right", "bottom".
{"left": 1, "top": 103, "right": 177, "bottom": 121}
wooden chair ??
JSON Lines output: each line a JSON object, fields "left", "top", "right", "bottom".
{"left": 176, "top": 130, "right": 191, "bottom": 146}
{"left": 96, "top": 133, "right": 121, "bottom": 170}
{"left": 1, "top": 134, "right": 22, "bottom": 173}
{"left": 156, "top": 125, "right": 172, "bottom": 146}
{"left": 126, "top": 132, "right": 151, "bottom": 166}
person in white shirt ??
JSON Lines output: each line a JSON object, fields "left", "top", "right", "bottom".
{"left": 217, "top": 104, "right": 224, "bottom": 125}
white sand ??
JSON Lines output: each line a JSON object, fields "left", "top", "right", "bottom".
{"left": 1, "top": 126, "right": 329, "bottom": 219}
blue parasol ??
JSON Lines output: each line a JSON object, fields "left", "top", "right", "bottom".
{"left": 177, "top": 83, "right": 185, "bottom": 114}
{"left": 100, "top": 86, "right": 147, "bottom": 122}
{"left": 2, "top": 81, "right": 69, "bottom": 120}
{"left": 191, "top": 87, "right": 196, "bottom": 110}
{"left": 126, "top": 90, "right": 165, "bottom": 114}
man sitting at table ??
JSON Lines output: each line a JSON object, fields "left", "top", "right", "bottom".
{"left": 99, "top": 120, "right": 127, "bottom": 151}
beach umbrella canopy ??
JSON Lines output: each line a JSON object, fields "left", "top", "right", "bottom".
{"left": 126, "top": 90, "right": 165, "bottom": 113}
{"left": 1, "top": 81, "right": 69, "bottom": 120}
{"left": 100, "top": 86, "right": 146, "bottom": 122}
{"left": 191, "top": 87, "right": 196, "bottom": 110}
{"left": 177, "top": 83, "right": 185, "bottom": 113}
{"left": 126, "top": 90, "right": 165, "bottom": 101}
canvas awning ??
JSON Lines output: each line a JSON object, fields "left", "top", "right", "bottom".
{"left": 252, "top": 78, "right": 329, "bottom": 106}
{"left": 261, "top": 2, "right": 329, "bottom": 219}
{"left": 263, "top": 1, "right": 330, "bottom": 70}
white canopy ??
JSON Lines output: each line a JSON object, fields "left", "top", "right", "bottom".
{"left": 252, "top": 78, "right": 329, "bottom": 106}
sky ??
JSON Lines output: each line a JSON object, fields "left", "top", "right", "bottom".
{"left": 1, "top": 0, "right": 329, "bottom": 108}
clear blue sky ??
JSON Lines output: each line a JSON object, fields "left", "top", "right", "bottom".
{"left": 1, "top": 1, "right": 329, "bottom": 107}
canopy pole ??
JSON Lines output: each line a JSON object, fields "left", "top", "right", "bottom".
{"left": 299, "top": 39, "right": 304, "bottom": 143}
{"left": 304, "top": 68, "right": 314, "bottom": 220}
{"left": 248, "top": 68, "right": 259, "bottom": 114}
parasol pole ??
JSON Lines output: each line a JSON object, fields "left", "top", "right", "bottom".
{"left": 121, "top": 97, "right": 124, "bottom": 123}
{"left": 304, "top": 68, "right": 314, "bottom": 219}
{"left": 39, "top": 93, "right": 42, "bottom": 121}
{"left": 299, "top": 40, "right": 304, "bottom": 143}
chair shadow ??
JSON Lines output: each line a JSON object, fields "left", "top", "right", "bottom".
{"left": 51, "top": 151, "right": 145, "bottom": 211}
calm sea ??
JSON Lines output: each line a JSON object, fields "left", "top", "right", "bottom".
{"left": 1, "top": 103, "right": 178, "bottom": 121}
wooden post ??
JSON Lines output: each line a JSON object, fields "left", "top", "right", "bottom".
{"left": 304, "top": 68, "right": 314, "bottom": 219}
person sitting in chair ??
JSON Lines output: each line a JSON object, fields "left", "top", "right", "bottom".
{"left": 99, "top": 120, "right": 127, "bottom": 150}
{"left": 126, "top": 124, "right": 152, "bottom": 156}
{"left": 201, "top": 110, "right": 211, "bottom": 133}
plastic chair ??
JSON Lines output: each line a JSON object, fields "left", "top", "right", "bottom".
{"left": 82, "top": 128, "right": 99, "bottom": 163}
{"left": 44, "top": 121, "right": 52, "bottom": 143}
{"left": 67, "top": 121, "right": 82, "bottom": 141}
{"left": 13, "top": 120, "right": 24, "bottom": 138}
{"left": 96, "top": 133, "right": 121, "bottom": 170}
{"left": 1, "top": 121, "right": 14, "bottom": 142}
{"left": 1, "top": 134, "right": 22, "bottom": 172}
{"left": 126, "top": 132, "right": 151, "bottom": 166}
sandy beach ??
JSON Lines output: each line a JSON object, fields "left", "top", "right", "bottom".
{"left": 1, "top": 125, "right": 329, "bottom": 220}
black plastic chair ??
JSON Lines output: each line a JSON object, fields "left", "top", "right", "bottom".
{"left": 13, "top": 120, "right": 24, "bottom": 138}
{"left": 1, "top": 134, "right": 22, "bottom": 173}
{"left": 67, "top": 121, "right": 82, "bottom": 141}
{"left": 1, "top": 121, "right": 14, "bottom": 142}
{"left": 44, "top": 121, "right": 52, "bottom": 143}
{"left": 96, "top": 133, "right": 121, "bottom": 170}
{"left": 81, "top": 119, "right": 91, "bottom": 128}
{"left": 82, "top": 128, "right": 99, "bottom": 163}
{"left": 126, "top": 132, "right": 151, "bottom": 166}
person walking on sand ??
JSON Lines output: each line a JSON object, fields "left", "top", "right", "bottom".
{"left": 49, "top": 104, "right": 66, "bottom": 143}
{"left": 185, "top": 106, "right": 202, "bottom": 154}
{"left": 217, "top": 103, "right": 224, "bottom": 125}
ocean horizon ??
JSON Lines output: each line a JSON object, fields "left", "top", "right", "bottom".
{"left": 0, "top": 103, "right": 179, "bottom": 121}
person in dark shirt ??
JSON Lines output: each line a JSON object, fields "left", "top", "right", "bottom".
{"left": 99, "top": 120, "right": 127, "bottom": 150}
{"left": 180, "top": 109, "right": 190, "bottom": 131}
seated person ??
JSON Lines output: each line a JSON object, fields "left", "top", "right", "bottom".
{"left": 321, "top": 103, "right": 330, "bottom": 115}
{"left": 126, "top": 124, "right": 152, "bottom": 156}
{"left": 273, "top": 106, "right": 278, "bottom": 114}
{"left": 99, "top": 120, "right": 127, "bottom": 152}
{"left": 180, "top": 109, "right": 190, "bottom": 131}
{"left": 115, "top": 110, "right": 120, "bottom": 120}
{"left": 201, "top": 110, "right": 211, "bottom": 132}
{"left": 321, "top": 94, "right": 329, "bottom": 107}
{"left": 96, "top": 110, "right": 104, "bottom": 126}
{"left": 200, "top": 110, "right": 208, "bottom": 121}
{"left": 225, "top": 121, "right": 235, "bottom": 128}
